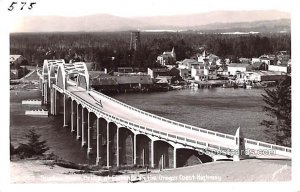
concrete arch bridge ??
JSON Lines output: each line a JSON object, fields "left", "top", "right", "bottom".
{"left": 37, "top": 59, "right": 292, "bottom": 169}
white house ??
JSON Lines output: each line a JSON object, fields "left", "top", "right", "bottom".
{"left": 228, "top": 63, "right": 252, "bottom": 76}
{"left": 157, "top": 48, "right": 176, "bottom": 66}
{"left": 268, "top": 65, "right": 288, "bottom": 73}
{"left": 178, "top": 59, "right": 199, "bottom": 70}
{"left": 251, "top": 58, "right": 261, "bottom": 64}
{"left": 237, "top": 71, "right": 286, "bottom": 82}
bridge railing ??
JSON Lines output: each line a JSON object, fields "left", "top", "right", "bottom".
{"left": 90, "top": 89, "right": 236, "bottom": 141}
{"left": 89, "top": 89, "right": 292, "bottom": 157}
{"left": 244, "top": 138, "right": 291, "bottom": 157}
{"left": 65, "top": 89, "right": 236, "bottom": 156}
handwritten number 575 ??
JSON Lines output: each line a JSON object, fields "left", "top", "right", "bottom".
{"left": 8, "top": 2, "right": 36, "bottom": 11}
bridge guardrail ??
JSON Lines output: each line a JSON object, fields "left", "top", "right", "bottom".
{"left": 89, "top": 89, "right": 292, "bottom": 157}
{"left": 90, "top": 89, "right": 236, "bottom": 141}
{"left": 244, "top": 138, "right": 291, "bottom": 156}
{"left": 64, "top": 89, "right": 240, "bottom": 156}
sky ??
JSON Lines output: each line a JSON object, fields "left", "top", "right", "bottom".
{"left": 1, "top": 0, "right": 294, "bottom": 32}
{"left": 2, "top": 0, "right": 292, "bottom": 18}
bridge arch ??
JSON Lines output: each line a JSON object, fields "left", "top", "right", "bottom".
{"left": 118, "top": 126, "right": 135, "bottom": 166}
{"left": 42, "top": 60, "right": 65, "bottom": 85}
{"left": 55, "top": 62, "right": 90, "bottom": 91}
{"left": 73, "top": 62, "right": 90, "bottom": 90}
{"left": 135, "top": 133, "right": 152, "bottom": 167}
{"left": 96, "top": 118, "right": 108, "bottom": 166}
{"left": 175, "top": 147, "right": 213, "bottom": 168}
{"left": 153, "top": 140, "right": 175, "bottom": 169}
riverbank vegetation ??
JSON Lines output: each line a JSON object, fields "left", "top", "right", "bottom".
{"left": 261, "top": 76, "right": 291, "bottom": 147}
{"left": 10, "top": 32, "right": 290, "bottom": 70}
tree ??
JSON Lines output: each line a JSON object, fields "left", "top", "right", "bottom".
{"left": 16, "top": 129, "right": 49, "bottom": 158}
{"left": 261, "top": 76, "right": 291, "bottom": 146}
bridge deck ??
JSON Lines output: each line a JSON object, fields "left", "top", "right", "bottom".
{"left": 67, "top": 85, "right": 235, "bottom": 150}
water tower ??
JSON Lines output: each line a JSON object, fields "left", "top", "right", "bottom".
{"left": 130, "top": 31, "right": 141, "bottom": 51}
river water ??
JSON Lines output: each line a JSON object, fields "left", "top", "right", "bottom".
{"left": 10, "top": 87, "right": 271, "bottom": 164}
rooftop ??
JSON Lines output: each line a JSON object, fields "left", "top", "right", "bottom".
{"left": 228, "top": 63, "right": 251, "bottom": 68}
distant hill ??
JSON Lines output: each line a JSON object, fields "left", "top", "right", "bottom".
{"left": 15, "top": 10, "right": 290, "bottom": 32}
{"left": 191, "top": 19, "right": 291, "bottom": 33}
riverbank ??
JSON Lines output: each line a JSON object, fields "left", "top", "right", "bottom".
{"left": 10, "top": 157, "right": 291, "bottom": 183}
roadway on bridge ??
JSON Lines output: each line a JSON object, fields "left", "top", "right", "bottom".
{"left": 67, "top": 85, "right": 235, "bottom": 151}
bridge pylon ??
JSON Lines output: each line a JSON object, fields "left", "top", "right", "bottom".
{"left": 233, "top": 127, "right": 247, "bottom": 161}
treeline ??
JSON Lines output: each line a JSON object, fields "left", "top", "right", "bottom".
{"left": 10, "top": 32, "right": 291, "bottom": 70}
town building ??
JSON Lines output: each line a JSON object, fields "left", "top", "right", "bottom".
{"left": 227, "top": 63, "right": 252, "bottom": 76}
{"left": 196, "top": 50, "right": 220, "bottom": 65}
{"left": 237, "top": 71, "right": 287, "bottom": 82}
{"left": 178, "top": 59, "right": 199, "bottom": 71}
{"left": 10, "top": 55, "right": 27, "bottom": 67}
{"left": 251, "top": 58, "right": 261, "bottom": 64}
{"left": 10, "top": 55, "right": 28, "bottom": 79}
{"left": 147, "top": 68, "right": 170, "bottom": 78}
{"left": 178, "top": 68, "right": 189, "bottom": 79}
{"left": 268, "top": 65, "right": 288, "bottom": 73}
{"left": 117, "top": 67, "right": 134, "bottom": 73}
{"left": 90, "top": 72, "right": 153, "bottom": 92}
{"left": 239, "top": 58, "right": 251, "bottom": 64}
{"left": 156, "top": 48, "right": 176, "bottom": 66}
{"left": 191, "top": 64, "right": 217, "bottom": 80}
{"left": 259, "top": 54, "right": 275, "bottom": 65}
{"left": 251, "top": 62, "right": 266, "bottom": 71}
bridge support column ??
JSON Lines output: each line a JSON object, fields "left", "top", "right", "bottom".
{"left": 81, "top": 108, "right": 87, "bottom": 147}
{"left": 54, "top": 90, "right": 57, "bottom": 115}
{"left": 106, "top": 123, "right": 110, "bottom": 168}
{"left": 41, "top": 82, "right": 44, "bottom": 97}
{"left": 76, "top": 104, "right": 82, "bottom": 140}
{"left": 50, "top": 87, "right": 54, "bottom": 115}
{"left": 87, "top": 112, "right": 93, "bottom": 155}
{"left": 116, "top": 127, "right": 120, "bottom": 167}
{"left": 43, "top": 83, "right": 47, "bottom": 104}
{"left": 133, "top": 134, "right": 137, "bottom": 165}
{"left": 151, "top": 140, "right": 155, "bottom": 168}
{"left": 96, "top": 118, "right": 101, "bottom": 165}
{"left": 71, "top": 101, "right": 76, "bottom": 133}
{"left": 173, "top": 147, "right": 177, "bottom": 169}
{"left": 39, "top": 79, "right": 42, "bottom": 90}
{"left": 63, "top": 95, "right": 70, "bottom": 128}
